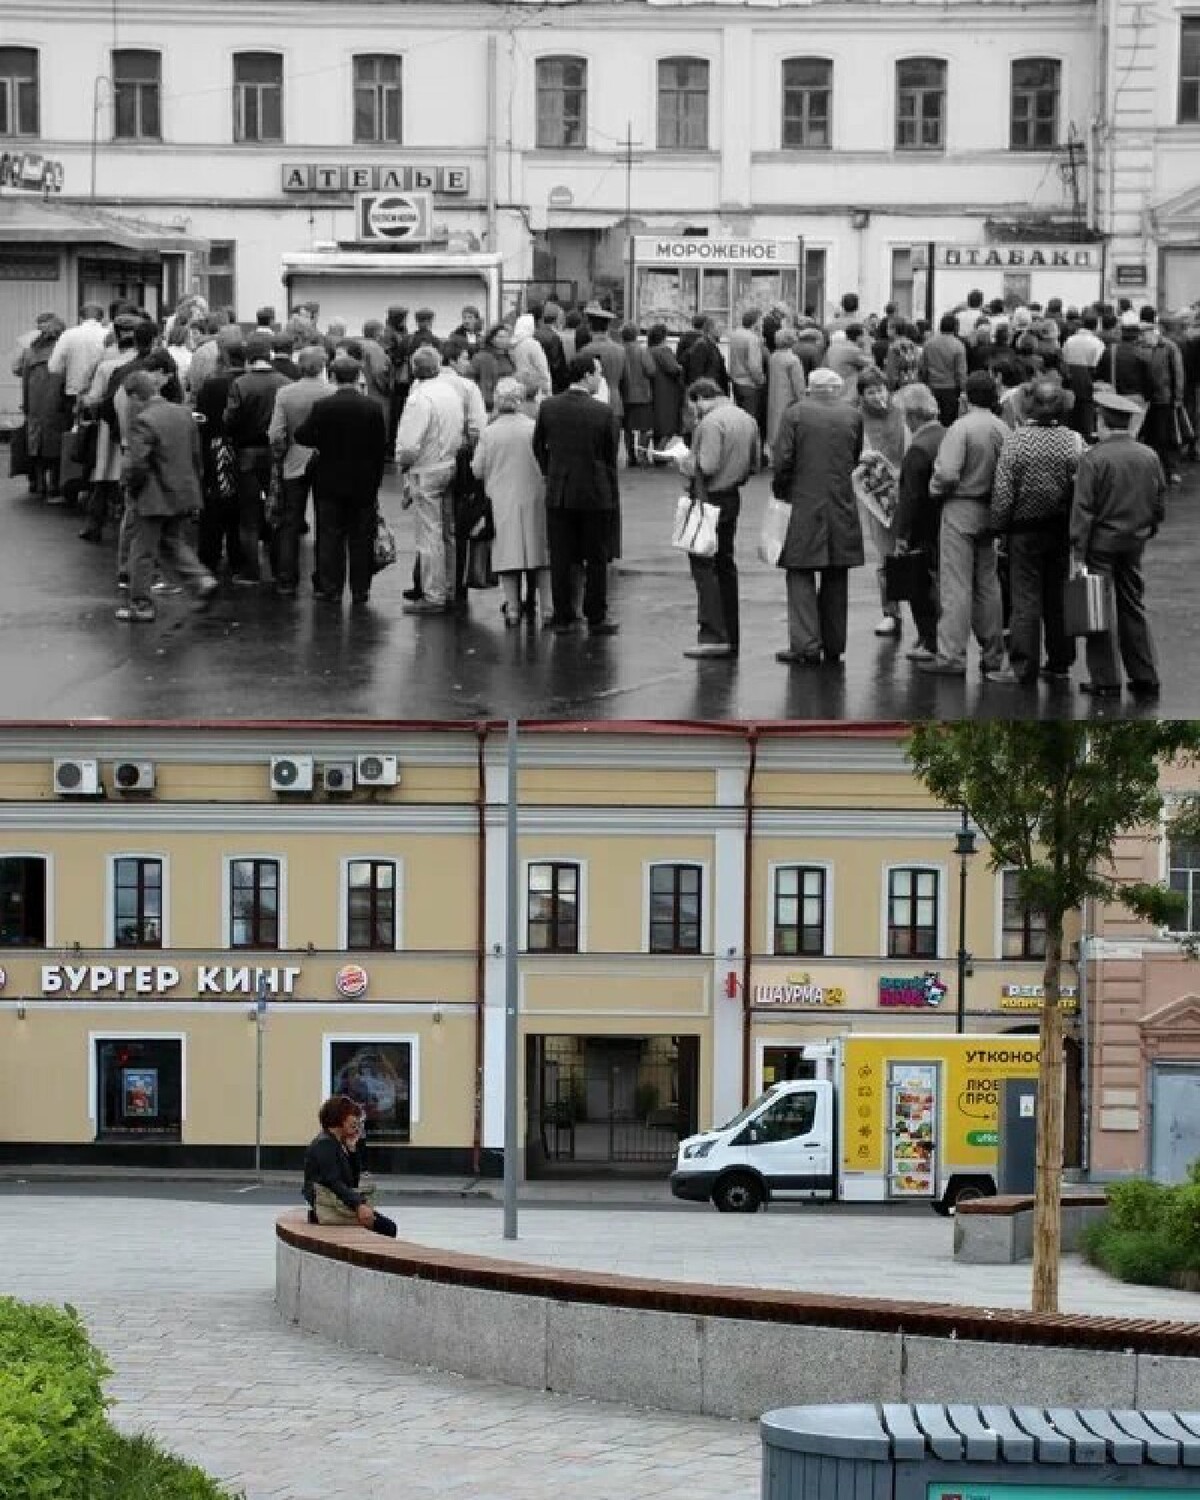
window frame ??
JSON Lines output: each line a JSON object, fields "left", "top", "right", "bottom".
{"left": 107, "top": 852, "right": 169, "bottom": 950}
{"left": 644, "top": 859, "right": 707, "bottom": 955}
{"left": 781, "top": 56, "right": 832, "bottom": 151}
{"left": 322, "top": 1031, "right": 421, "bottom": 1132}
{"left": 112, "top": 48, "right": 162, "bottom": 142}
{"left": 523, "top": 857, "right": 586, "bottom": 953}
{"left": 1181, "top": 17, "right": 1200, "bottom": 124}
{"left": 998, "top": 868, "right": 1048, "bottom": 960}
{"left": 223, "top": 854, "right": 286, "bottom": 951}
{"left": 767, "top": 861, "right": 832, "bottom": 957}
{"left": 895, "top": 56, "right": 947, "bottom": 152}
{"left": 353, "top": 52, "right": 403, "bottom": 145}
{"left": 535, "top": 54, "right": 588, "bottom": 150}
{"left": 881, "top": 862, "right": 945, "bottom": 959}
{"left": 657, "top": 55, "right": 710, "bottom": 151}
{"left": 1010, "top": 57, "right": 1061, "bottom": 150}
{"left": 0, "top": 47, "right": 39, "bottom": 138}
{"left": 340, "top": 856, "right": 402, "bottom": 952}
{"left": 232, "top": 50, "right": 284, "bottom": 144}
{"left": 0, "top": 852, "right": 51, "bottom": 948}
{"left": 88, "top": 1030, "right": 187, "bottom": 1131}
{"left": 1165, "top": 836, "right": 1200, "bottom": 935}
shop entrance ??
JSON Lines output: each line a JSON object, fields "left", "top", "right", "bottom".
{"left": 526, "top": 1034, "right": 699, "bottom": 1175}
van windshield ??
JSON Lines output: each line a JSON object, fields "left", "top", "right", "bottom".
{"left": 718, "top": 1090, "right": 776, "bottom": 1131}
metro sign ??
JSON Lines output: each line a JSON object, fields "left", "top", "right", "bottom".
{"left": 356, "top": 191, "right": 432, "bottom": 244}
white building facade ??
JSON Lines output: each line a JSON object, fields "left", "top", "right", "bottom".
{"left": 2, "top": 0, "right": 1196, "bottom": 320}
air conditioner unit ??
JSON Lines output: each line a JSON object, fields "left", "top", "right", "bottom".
{"left": 53, "top": 759, "right": 101, "bottom": 797}
{"left": 323, "top": 761, "right": 356, "bottom": 795}
{"left": 356, "top": 753, "right": 399, "bottom": 788}
{"left": 270, "top": 755, "right": 314, "bottom": 793}
{"left": 112, "top": 760, "right": 155, "bottom": 793}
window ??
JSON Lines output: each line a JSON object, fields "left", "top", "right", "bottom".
{"left": 1001, "top": 870, "right": 1046, "bottom": 959}
{"left": 1181, "top": 19, "right": 1200, "bottom": 123}
{"left": 114, "top": 858, "right": 163, "bottom": 948}
{"left": 527, "top": 862, "right": 579, "bottom": 952}
{"left": 1011, "top": 58, "right": 1060, "bottom": 149}
{"left": 802, "top": 247, "right": 827, "bottom": 320}
{"left": 536, "top": 56, "right": 587, "bottom": 149}
{"left": 896, "top": 58, "right": 946, "bottom": 150}
{"left": 234, "top": 52, "right": 282, "bottom": 143}
{"left": 346, "top": 860, "right": 396, "bottom": 950}
{"left": 0, "top": 857, "right": 46, "bottom": 946}
{"left": 354, "top": 54, "right": 402, "bottom": 143}
{"left": 230, "top": 858, "right": 279, "bottom": 948}
{"left": 782, "top": 58, "right": 831, "bottom": 149}
{"left": 113, "top": 50, "right": 161, "bottom": 140}
{"left": 95, "top": 1037, "right": 183, "bottom": 1139}
{"left": 772, "top": 866, "right": 826, "bottom": 956}
{"left": 887, "top": 867, "right": 939, "bottom": 957}
{"left": 201, "top": 240, "right": 236, "bottom": 314}
{"left": 0, "top": 48, "right": 38, "bottom": 137}
{"left": 1168, "top": 839, "right": 1200, "bottom": 933}
{"left": 649, "top": 863, "right": 702, "bottom": 953}
{"left": 749, "top": 1090, "right": 816, "bottom": 1143}
{"left": 657, "top": 57, "right": 708, "bottom": 150}
{"left": 330, "top": 1040, "right": 412, "bottom": 1140}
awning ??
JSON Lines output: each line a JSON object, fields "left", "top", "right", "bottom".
{"left": 0, "top": 194, "right": 208, "bottom": 253}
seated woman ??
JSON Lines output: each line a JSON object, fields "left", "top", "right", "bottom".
{"left": 302, "top": 1094, "right": 398, "bottom": 1237}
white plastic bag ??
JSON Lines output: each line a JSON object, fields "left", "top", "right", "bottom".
{"left": 758, "top": 496, "right": 791, "bottom": 566}
{"left": 671, "top": 495, "right": 720, "bottom": 558}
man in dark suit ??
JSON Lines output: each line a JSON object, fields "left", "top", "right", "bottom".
{"left": 294, "top": 355, "right": 388, "bottom": 607}
{"left": 532, "top": 351, "right": 621, "bottom": 635}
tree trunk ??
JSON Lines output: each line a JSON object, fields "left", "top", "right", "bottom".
{"left": 1031, "top": 923, "right": 1065, "bottom": 1314}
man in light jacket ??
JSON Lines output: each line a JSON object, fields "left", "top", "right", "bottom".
{"left": 268, "top": 346, "right": 329, "bottom": 595}
{"left": 728, "top": 309, "right": 767, "bottom": 457}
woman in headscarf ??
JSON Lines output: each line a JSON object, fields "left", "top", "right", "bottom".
{"left": 14, "top": 314, "right": 67, "bottom": 500}
{"left": 511, "top": 313, "right": 551, "bottom": 413}
{"left": 471, "top": 376, "right": 551, "bottom": 625}
{"left": 853, "top": 365, "right": 909, "bottom": 638}
{"left": 766, "top": 327, "right": 806, "bottom": 463}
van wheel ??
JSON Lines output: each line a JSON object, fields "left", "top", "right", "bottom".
{"left": 713, "top": 1173, "right": 764, "bottom": 1214}
{"left": 937, "top": 1177, "right": 992, "bottom": 1216}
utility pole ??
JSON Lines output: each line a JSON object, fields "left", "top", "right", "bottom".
{"left": 620, "top": 121, "right": 643, "bottom": 317}
{"left": 1060, "top": 125, "right": 1086, "bottom": 234}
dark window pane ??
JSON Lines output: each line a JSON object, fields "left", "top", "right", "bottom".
{"left": 0, "top": 856, "right": 46, "bottom": 946}
{"left": 96, "top": 1038, "right": 182, "bottom": 1138}
{"left": 1181, "top": 20, "right": 1200, "bottom": 120}
{"left": 235, "top": 53, "right": 281, "bottom": 84}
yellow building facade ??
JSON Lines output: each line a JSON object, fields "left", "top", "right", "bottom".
{"left": 0, "top": 722, "right": 1079, "bottom": 1181}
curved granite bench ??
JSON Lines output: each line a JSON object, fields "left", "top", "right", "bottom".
{"left": 275, "top": 1212, "right": 1200, "bottom": 1420}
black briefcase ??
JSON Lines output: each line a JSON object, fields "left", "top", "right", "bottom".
{"left": 883, "top": 550, "right": 931, "bottom": 603}
{"left": 1063, "top": 570, "right": 1114, "bottom": 636}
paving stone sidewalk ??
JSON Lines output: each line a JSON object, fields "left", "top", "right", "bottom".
{"left": 0, "top": 1197, "right": 758, "bottom": 1500}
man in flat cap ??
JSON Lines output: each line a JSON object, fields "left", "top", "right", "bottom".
{"left": 1070, "top": 389, "right": 1166, "bottom": 701}
{"left": 294, "top": 354, "right": 388, "bottom": 607}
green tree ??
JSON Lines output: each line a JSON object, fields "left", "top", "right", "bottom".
{"left": 908, "top": 721, "right": 1199, "bottom": 1314}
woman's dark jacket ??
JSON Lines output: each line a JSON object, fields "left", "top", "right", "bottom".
{"left": 302, "top": 1130, "right": 364, "bottom": 1209}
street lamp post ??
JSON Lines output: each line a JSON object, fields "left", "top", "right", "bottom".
{"left": 954, "top": 808, "right": 977, "bottom": 1035}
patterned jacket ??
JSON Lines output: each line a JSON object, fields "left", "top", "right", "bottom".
{"left": 990, "top": 422, "right": 1084, "bottom": 534}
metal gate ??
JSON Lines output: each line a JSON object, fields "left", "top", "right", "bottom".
{"left": 527, "top": 1034, "right": 698, "bottom": 1171}
{"left": 1151, "top": 1065, "right": 1200, "bottom": 1183}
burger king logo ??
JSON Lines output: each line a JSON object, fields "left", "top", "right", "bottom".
{"left": 335, "top": 964, "right": 369, "bottom": 999}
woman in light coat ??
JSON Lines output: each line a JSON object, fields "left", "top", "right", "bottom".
{"left": 766, "top": 328, "right": 806, "bottom": 460}
{"left": 471, "top": 377, "right": 550, "bottom": 625}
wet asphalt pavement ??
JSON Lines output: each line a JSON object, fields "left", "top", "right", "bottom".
{"left": 2, "top": 453, "right": 1197, "bottom": 721}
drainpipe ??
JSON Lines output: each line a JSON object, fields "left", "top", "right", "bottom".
{"left": 472, "top": 722, "right": 489, "bottom": 1174}
{"left": 486, "top": 34, "right": 498, "bottom": 251}
{"left": 740, "top": 725, "right": 760, "bottom": 1106}
{"left": 1078, "top": 896, "right": 1092, "bottom": 1177}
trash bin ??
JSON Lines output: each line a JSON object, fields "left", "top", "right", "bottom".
{"left": 761, "top": 1403, "right": 1200, "bottom": 1500}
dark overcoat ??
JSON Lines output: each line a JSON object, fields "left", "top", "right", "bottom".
{"left": 771, "top": 397, "right": 865, "bottom": 570}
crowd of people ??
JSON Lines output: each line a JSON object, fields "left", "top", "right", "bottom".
{"left": 8, "top": 285, "right": 1199, "bottom": 693}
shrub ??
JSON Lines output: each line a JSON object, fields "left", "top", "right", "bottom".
{"left": 98, "top": 1431, "right": 242, "bottom": 1500}
{"left": 1104, "top": 1177, "right": 1167, "bottom": 1232}
{"left": 1082, "top": 1222, "right": 1181, "bottom": 1287}
{"left": 1083, "top": 1161, "right": 1200, "bottom": 1288}
{"left": 1161, "top": 1183, "right": 1200, "bottom": 1270}
{"left": 0, "top": 1297, "right": 112, "bottom": 1500}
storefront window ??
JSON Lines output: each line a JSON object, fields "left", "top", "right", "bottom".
{"left": 887, "top": 867, "right": 939, "bottom": 957}
{"left": 230, "top": 858, "right": 279, "bottom": 949}
{"left": 114, "top": 857, "right": 163, "bottom": 948}
{"left": 1001, "top": 869, "right": 1046, "bottom": 958}
{"left": 773, "top": 866, "right": 826, "bottom": 956}
{"left": 330, "top": 1041, "right": 411, "bottom": 1141}
{"left": 0, "top": 856, "right": 46, "bottom": 946}
{"left": 527, "top": 861, "right": 579, "bottom": 952}
{"left": 762, "top": 1047, "right": 818, "bottom": 1086}
{"left": 346, "top": 859, "right": 396, "bottom": 950}
{"left": 649, "top": 863, "right": 702, "bottom": 953}
{"left": 95, "top": 1038, "right": 182, "bottom": 1139}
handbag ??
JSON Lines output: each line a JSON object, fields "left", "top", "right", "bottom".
{"left": 372, "top": 510, "right": 398, "bottom": 573}
{"left": 312, "top": 1177, "right": 377, "bottom": 1225}
{"left": 263, "top": 465, "right": 284, "bottom": 530}
{"left": 8, "top": 424, "right": 30, "bottom": 477}
{"left": 68, "top": 420, "right": 99, "bottom": 470}
{"left": 883, "top": 549, "right": 932, "bottom": 603}
{"left": 464, "top": 533, "right": 497, "bottom": 589}
{"left": 671, "top": 494, "right": 719, "bottom": 557}
{"left": 758, "top": 496, "right": 791, "bottom": 566}
{"left": 1063, "top": 568, "right": 1114, "bottom": 636}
